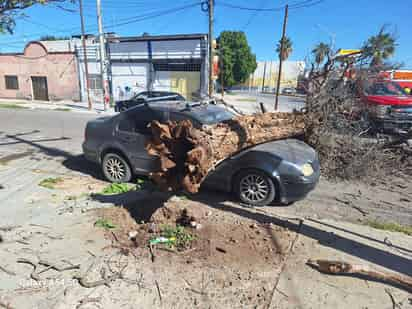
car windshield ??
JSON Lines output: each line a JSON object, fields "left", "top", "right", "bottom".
{"left": 192, "top": 108, "right": 235, "bottom": 125}
{"left": 367, "top": 82, "right": 406, "bottom": 96}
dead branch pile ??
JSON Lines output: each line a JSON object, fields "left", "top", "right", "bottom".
{"left": 304, "top": 63, "right": 412, "bottom": 181}
{"left": 146, "top": 112, "right": 305, "bottom": 193}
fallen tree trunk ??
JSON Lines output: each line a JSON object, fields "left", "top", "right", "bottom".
{"left": 145, "top": 112, "right": 305, "bottom": 193}
{"left": 307, "top": 259, "right": 412, "bottom": 291}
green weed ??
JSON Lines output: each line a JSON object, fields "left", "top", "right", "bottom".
{"left": 39, "top": 177, "right": 63, "bottom": 189}
{"left": 0, "top": 103, "right": 28, "bottom": 109}
{"left": 54, "top": 108, "right": 71, "bottom": 112}
{"left": 366, "top": 221, "right": 412, "bottom": 236}
{"left": 161, "top": 225, "right": 195, "bottom": 250}
{"left": 101, "top": 183, "right": 134, "bottom": 195}
{"left": 94, "top": 218, "right": 116, "bottom": 230}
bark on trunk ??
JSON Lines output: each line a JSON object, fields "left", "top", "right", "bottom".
{"left": 307, "top": 259, "right": 412, "bottom": 291}
{"left": 145, "top": 112, "right": 305, "bottom": 193}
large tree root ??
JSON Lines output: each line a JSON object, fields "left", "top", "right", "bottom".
{"left": 307, "top": 259, "right": 412, "bottom": 291}
{"left": 146, "top": 112, "right": 305, "bottom": 193}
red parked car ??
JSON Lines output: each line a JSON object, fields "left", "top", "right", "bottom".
{"left": 360, "top": 81, "right": 412, "bottom": 134}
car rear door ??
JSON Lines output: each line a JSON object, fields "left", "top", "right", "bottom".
{"left": 115, "top": 105, "right": 162, "bottom": 174}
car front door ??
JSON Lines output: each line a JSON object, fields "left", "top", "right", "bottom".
{"left": 115, "top": 105, "right": 162, "bottom": 174}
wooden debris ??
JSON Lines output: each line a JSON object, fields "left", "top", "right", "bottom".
{"left": 155, "top": 280, "right": 163, "bottom": 303}
{"left": 76, "top": 297, "right": 101, "bottom": 309}
{"left": 0, "top": 225, "right": 20, "bottom": 232}
{"left": 216, "top": 247, "right": 227, "bottom": 254}
{"left": 307, "top": 259, "right": 412, "bottom": 291}
{"left": 0, "top": 264, "right": 16, "bottom": 276}
{"left": 73, "top": 261, "right": 128, "bottom": 288}
{"left": 146, "top": 112, "right": 305, "bottom": 193}
{"left": 74, "top": 271, "right": 122, "bottom": 288}
{"left": 17, "top": 258, "right": 80, "bottom": 281}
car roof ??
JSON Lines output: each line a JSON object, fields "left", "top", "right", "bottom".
{"left": 148, "top": 101, "right": 226, "bottom": 114}
{"left": 138, "top": 101, "right": 235, "bottom": 124}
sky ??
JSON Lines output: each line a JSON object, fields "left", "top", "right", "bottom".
{"left": 0, "top": 0, "right": 411, "bottom": 67}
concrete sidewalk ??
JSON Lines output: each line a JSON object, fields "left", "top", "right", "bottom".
{"left": 0, "top": 98, "right": 116, "bottom": 115}
{"left": 267, "top": 216, "right": 412, "bottom": 308}
{"left": 0, "top": 92, "right": 306, "bottom": 116}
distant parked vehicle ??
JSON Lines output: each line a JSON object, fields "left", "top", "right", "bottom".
{"left": 83, "top": 101, "right": 320, "bottom": 206}
{"left": 115, "top": 91, "right": 185, "bottom": 112}
{"left": 282, "top": 87, "right": 296, "bottom": 95}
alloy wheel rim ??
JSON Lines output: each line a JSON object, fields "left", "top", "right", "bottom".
{"left": 240, "top": 174, "right": 270, "bottom": 203}
{"left": 106, "top": 157, "right": 126, "bottom": 180}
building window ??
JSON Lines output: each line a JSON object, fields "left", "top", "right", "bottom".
{"left": 88, "top": 74, "right": 102, "bottom": 90}
{"left": 153, "top": 63, "right": 201, "bottom": 72}
{"left": 5, "top": 75, "right": 19, "bottom": 90}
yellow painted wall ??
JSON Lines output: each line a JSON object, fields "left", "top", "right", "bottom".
{"left": 170, "top": 71, "right": 200, "bottom": 100}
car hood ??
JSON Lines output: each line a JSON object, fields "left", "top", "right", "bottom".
{"left": 244, "top": 139, "right": 317, "bottom": 165}
{"left": 365, "top": 95, "right": 412, "bottom": 106}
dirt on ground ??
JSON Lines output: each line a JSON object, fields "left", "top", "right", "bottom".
{"left": 91, "top": 196, "right": 298, "bottom": 308}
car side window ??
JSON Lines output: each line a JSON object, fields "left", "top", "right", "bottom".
{"left": 121, "top": 106, "right": 163, "bottom": 135}
{"left": 118, "top": 115, "right": 135, "bottom": 133}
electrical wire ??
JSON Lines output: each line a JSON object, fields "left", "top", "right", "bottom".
{"left": 242, "top": 0, "right": 270, "bottom": 30}
{"left": 217, "top": 0, "right": 324, "bottom": 11}
{"left": 0, "top": 1, "right": 203, "bottom": 45}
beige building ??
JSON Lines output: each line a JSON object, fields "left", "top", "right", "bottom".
{"left": 246, "top": 60, "right": 305, "bottom": 91}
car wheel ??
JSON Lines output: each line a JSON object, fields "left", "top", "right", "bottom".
{"left": 102, "top": 153, "right": 132, "bottom": 183}
{"left": 234, "top": 169, "right": 276, "bottom": 206}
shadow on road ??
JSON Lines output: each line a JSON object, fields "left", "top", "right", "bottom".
{"left": 91, "top": 190, "right": 172, "bottom": 223}
{"left": 190, "top": 190, "right": 412, "bottom": 292}
{"left": 3, "top": 131, "right": 105, "bottom": 180}
{"left": 90, "top": 184, "right": 412, "bottom": 292}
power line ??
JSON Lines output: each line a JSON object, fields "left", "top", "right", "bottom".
{"left": 242, "top": 0, "right": 270, "bottom": 30}
{"left": 101, "top": 2, "right": 203, "bottom": 30}
{"left": 217, "top": 0, "right": 323, "bottom": 11}
{"left": 0, "top": 1, "right": 203, "bottom": 45}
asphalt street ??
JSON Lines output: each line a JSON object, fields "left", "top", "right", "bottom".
{"left": 0, "top": 108, "right": 97, "bottom": 155}
{"left": 226, "top": 91, "right": 306, "bottom": 114}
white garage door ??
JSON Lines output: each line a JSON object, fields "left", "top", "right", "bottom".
{"left": 111, "top": 62, "right": 148, "bottom": 100}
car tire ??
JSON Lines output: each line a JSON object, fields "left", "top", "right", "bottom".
{"left": 234, "top": 169, "right": 276, "bottom": 206}
{"left": 102, "top": 153, "right": 132, "bottom": 183}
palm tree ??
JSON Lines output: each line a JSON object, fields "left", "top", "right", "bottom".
{"left": 312, "top": 42, "right": 331, "bottom": 65}
{"left": 362, "top": 26, "right": 396, "bottom": 67}
{"left": 276, "top": 37, "right": 293, "bottom": 61}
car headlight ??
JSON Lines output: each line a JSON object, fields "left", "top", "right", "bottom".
{"left": 301, "top": 163, "right": 314, "bottom": 177}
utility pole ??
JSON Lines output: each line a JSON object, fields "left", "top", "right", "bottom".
{"left": 96, "top": 0, "right": 108, "bottom": 111}
{"left": 208, "top": 0, "right": 214, "bottom": 97}
{"left": 261, "top": 61, "right": 267, "bottom": 93}
{"left": 275, "top": 4, "right": 288, "bottom": 111}
{"left": 220, "top": 55, "right": 224, "bottom": 98}
{"left": 79, "top": 0, "right": 92, "bottom": 110}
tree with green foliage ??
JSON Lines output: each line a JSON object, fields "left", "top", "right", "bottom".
{"left": 0, "top": 0, "right": 71, "bottom": 33}
{"left": 312, "top": 42, "right": 331, "bottom": 65}
{"left": 276, "top": 36, "right": 293, "bottom": 61}
{"left": 217, "top": 31, "right": 257, "bottom": 87}
{"left": 362, "top": 26, "right": 397, "bottom": 67}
